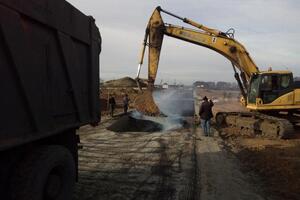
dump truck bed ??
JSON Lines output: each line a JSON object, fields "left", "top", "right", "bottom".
{"left": 0, "top": 0, "right": 101, "bottom": 151}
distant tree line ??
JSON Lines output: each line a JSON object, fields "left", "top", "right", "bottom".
{"left": 193, "top": 81, "right": 239, "bottom": 90}
{"left": 294, "top": 77, "right": 300, "bottom": 82}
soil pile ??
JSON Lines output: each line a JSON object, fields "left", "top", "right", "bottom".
{"left": 220, "top": 132, "right": 300, "bottom": 200}
{"left": 107, "top": 115, "right": 163, "bottom": 132}
{"left": 134, "top": 90, "right": 161, "bottom": 116}
{"left": 103, "top": 77, "right": 147, "bottom": 88}
{"left": 237, "top": 139, "right": 300, "bottom": 200}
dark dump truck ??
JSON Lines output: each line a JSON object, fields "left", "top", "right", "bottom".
{"left": 0, "top": 0, "right": 101, "bottom": 199}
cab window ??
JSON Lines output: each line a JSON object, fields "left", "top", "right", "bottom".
{"left": 280, "top": 74, "right": 291, "bottom": 89}
{"left": 260, "top": 75, "right": 279, "bottom": 104}
{"left": 261, "top": 75, "right": 278, "bottom": 91}
{"left": 248, "top": 75, "right": 260, "bottom": 104}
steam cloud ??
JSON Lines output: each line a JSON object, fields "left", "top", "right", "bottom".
{"left": 131, "top": 88, "right": 194, "bottom": 131}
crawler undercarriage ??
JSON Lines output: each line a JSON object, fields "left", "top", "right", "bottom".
{"left": 216, "top": 111, "right": 298, "bottom": 138}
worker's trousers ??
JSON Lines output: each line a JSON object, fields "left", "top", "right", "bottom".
{"left": 201, "top": 119, "right": 211, "bottom": 136}
{"left": 123, "top": 104, "right": 128, "bottom": 114}
{"left": 110, "top": 105, "right": 115, "bottom": 117}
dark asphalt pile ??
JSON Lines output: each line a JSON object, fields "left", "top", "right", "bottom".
{"left": 107, "top": 115, "right": 163, "bottom": 132}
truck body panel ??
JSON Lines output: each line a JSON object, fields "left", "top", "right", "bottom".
{"left": 0, "top": 0, "right": 101, "bottom": 151}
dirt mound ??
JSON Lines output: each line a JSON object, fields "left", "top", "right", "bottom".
{"left": 237, "top": 140, "right": 300, "bottom": 200}
{"left": 134, "top": 91, "right": 161, "bottom": 116}
{"left": 103, "top": 77, "right": 147, "bottom": 88}
{"left": 220, "top": 131, "right": 300, "bottom": 200}
{"left": 107, "top": 115, "right": 163, "bottom": 132}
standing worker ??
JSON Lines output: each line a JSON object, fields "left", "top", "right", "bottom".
{"left": 199, "top": 96, "right": 214, "bottom": 136}
{"left": 123, "top": 94, "right": 130, "bottom": 114}
{"left": 108, "top": 94, "right": 116, "bottom": 117}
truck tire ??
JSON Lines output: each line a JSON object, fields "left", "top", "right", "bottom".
{"left": 11, "top": 145, "right": 76, "bottom": 200}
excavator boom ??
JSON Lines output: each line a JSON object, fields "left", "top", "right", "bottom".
{"left": 137, "top": 7, "right": 259, "bottom": 95}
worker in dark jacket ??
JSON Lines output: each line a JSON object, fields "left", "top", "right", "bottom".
{"left": 199, "top": 96, "right": 214, "bottom": 136}
{"left": 123, "top": 94, "right": 130, "bottom": 114}
{"left": 108, "top": 94, "right": 116, "bottom": 117}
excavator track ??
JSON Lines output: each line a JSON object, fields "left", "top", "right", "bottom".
{"left": 216, "top": 112, "right": 294, "bottom": 139}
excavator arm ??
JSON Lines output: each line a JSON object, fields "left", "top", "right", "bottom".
{"left": 137, "top": 7, "right": 259, "bottom": 99}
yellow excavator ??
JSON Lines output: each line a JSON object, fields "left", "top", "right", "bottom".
{"left": 135, "top": 6, "right": 300, "bottom": 138}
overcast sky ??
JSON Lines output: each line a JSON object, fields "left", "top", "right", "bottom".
{"left": 68, "top": 0, "right": 300, "bottom": 85}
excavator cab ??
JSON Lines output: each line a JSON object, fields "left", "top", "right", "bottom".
{"left": 248, "top": 71, "right": 294, "bottom": 106}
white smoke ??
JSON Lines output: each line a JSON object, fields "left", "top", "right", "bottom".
{"left": 130, "top": 111, "right": 183, "bottom": 131}
{"left": 153, "top": 89, "right": 194, "bottom": 116}
{"left": 131, "top": 88, "right": 194, "bottom": 131}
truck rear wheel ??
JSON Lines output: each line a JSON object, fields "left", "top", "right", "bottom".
{"left": 11, "top": 145, "right": 76, "bottom": 200}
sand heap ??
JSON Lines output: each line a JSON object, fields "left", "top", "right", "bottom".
{"left": 134, "top": 90, "right": 161, "bottom": 116}
{"left": 103, "top": 77, "right": 147, "bottom": 88}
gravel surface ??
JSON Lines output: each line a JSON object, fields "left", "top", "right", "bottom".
{"left": 74, "top": 118, "right": 196, "bottom": 200}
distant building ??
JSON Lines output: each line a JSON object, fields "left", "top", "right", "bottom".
{"left": 162, "top": 83, "right": 169, "bottom": 89}
{"left": 193, "top": 81, "right": 215, "bottom": 89}
{"left": 193, "top": 81, "right": 239, "bottom": 90}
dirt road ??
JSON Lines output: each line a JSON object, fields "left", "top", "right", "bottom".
{"left": 194, "top": 129, "right": 264, "bottom": 200}
{"left": 74, "top": 115, "right": 268, "bottom": 200}
{"left": 74, "top": 117, "right": 196, "bottom": 200}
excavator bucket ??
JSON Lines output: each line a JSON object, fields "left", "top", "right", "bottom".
{"left": 134, "top": 90, "right": 161, "bottom": 116}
